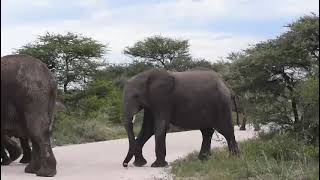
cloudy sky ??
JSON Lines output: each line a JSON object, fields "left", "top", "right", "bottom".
{"left": 1, "top": 0, "right": 319, "bottom": 63}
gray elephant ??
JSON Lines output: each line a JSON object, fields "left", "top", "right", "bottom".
{"left": 1, "top": 55, "right": 57, "bottom": 177}
{"left": 122, "top": 69, "right": 240, "bottom": 168}
{"left": 231, "top": 94, "right": 247, "bottom": 130}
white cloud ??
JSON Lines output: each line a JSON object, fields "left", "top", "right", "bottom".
{"left": 1, "top": 0, "right": 52, "bottom": 11}
{"left": 1, "top": 0, "right": 318, "bottom": 63}
{"left": 90, "top": 0, "right": 318, "bottom": 22}
{"left": 1, "top": 20, "right": 261, "bottom": 63}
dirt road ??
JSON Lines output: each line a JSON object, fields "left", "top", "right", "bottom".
{"left": 1, "top": 127, "right": 256, "bottom": 180}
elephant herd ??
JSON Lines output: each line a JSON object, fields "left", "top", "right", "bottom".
{"left": 1, "top": 55, "right": 242, "bottom": 177}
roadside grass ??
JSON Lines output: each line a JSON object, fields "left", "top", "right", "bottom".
{"left": 171, "top": 133, "right": 319, "bottom": 180}
{"left": 52, "top": 111, "right": 142, "bottom": 146}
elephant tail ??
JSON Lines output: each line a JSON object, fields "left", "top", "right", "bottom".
{"left": 232, "top": 94, "right": 240, "bottom": 127}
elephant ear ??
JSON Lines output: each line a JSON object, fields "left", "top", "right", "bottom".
{"left": 147, "top": 70, "right": 175, "bottom": 100}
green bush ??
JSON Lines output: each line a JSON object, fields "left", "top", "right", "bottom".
{"left": 171, "top": 133, "right": 319, "bottom": 180}
{"left": 296, "top": 75, "right": 319, "bottom": 144}
{"left": 52, "top": 111, "right": 142, "bottom": 146}
{"left": 62, "top": 79, "right": 123, "bottom": 122}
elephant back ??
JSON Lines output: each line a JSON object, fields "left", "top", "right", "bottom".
{"left": 146, "top": 69, "right": 175, "bottom": 103}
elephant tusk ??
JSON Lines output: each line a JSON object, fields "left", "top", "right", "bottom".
{"left": 132, "top": 115, "right": 136, "bottom": 123}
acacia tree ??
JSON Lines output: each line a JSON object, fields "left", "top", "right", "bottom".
{"left": 16, "top": 32, "right": 107, "bottom": 93}
{"left": 228, "top": 14, "right": 319, "bottom": 142}
{"left": 123, "top": 35, "right": 192, "bottom": 70}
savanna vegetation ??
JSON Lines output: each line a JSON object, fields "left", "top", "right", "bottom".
{"left": 170, "top": 14, "right": 319, "bottom": 179}
{"left": 15, "top": 14, "right": 318, "bottom": 178}
{"left": 171, "top": 132, "right": 319, "bottom": 180}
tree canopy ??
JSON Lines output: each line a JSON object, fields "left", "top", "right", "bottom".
{"left": 224, "top": 14, "right": 319, "bottom": 143}
{"left": 123, "top": 35, "right": 192, "bottom": 70}
{"left": 16, "top": 32, "right": 107, "bottom": 93}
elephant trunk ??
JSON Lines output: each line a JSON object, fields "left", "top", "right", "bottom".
{"left": 232, "top": 95, "right": 240, "bottom": 127}
{"left": 123, "top": 117, "right": 135, "bottom": 167}
{"left": 122, "top": 103, "right": 140, "bottom": 167}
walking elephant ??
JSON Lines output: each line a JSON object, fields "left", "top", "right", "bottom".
{"left": 122, "top": 69, "right": 240, "bottom": 168}
{"left": 231, "top": 94, "right": 247, "bottom": 130}
{"left": 1, "top": 55, "right": 57, "bottom": 177}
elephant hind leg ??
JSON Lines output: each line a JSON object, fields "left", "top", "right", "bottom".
{"left": 19, "top": 138, "right": 31, "bottom": 164}
{"left": 24, "top": 112, "right": 56, "bottom": 177}
{"left": 198, "top": 128, "right": 215, "bottom": 161}
{"left": 226, "top": 133, "right": 239, "bottom": 155}
{"left": 25, "top": 140, "right": 40, "bottom": 174}
{"left": 218, "top": 127, "right": 239, "bottom": 155}
{"left": 133, "top": 109, "right": 154, "bottom": 167}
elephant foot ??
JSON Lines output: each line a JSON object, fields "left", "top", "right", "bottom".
{"left": 151, "top": 159, "right": 168, "bottom": 167}
{"left": 20, "top": 155, "right": 31, "bottom": 164}
{"left": 198, "top": 153, "right": 210, "bottom": 161}
{"left": 1, "top": 158, "right": 12, "bottom": 165}
{"left": 230, "top": 150, "right": 240, "bottom": 156}
{"left": 230, "top": 146, "right": 240, "bottom": 155}
{"left": 25, "top": 161, "right": 40, "bottom": 174}
{"left": 133, "top": 157, "right": 147, "bottom": 167}
{"left": 36, "top": 167, "right": 57, "bottom": 177}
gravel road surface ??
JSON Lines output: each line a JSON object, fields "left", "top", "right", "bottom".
{"left": 1, "top": 127, "right": 257, "bottom": 180}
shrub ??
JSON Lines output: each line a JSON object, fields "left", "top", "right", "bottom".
{"left": 171, "top": 133, "right": 319, "bottom": 180}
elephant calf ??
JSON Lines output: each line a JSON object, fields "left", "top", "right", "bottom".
{"left": 122, "top": 69, "right": 240, "bottom": 168}
{"left": 1, "top": 55, "right": 57, "bottom": 177}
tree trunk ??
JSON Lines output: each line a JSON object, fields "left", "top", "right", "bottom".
{"left": 159, "top": 60, "right": 168, "bottom": 70}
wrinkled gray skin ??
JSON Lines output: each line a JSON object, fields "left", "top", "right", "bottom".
{"left": 1, "top": 101, "right": 33, "bottom": 165}
{"left": 122, "top": 69, "right": 240, "bottom": 168}
{"left": 1, "top": 100, "right": 65, "bottom": 166}
{"left": 1, "top": 55, "right": 57, "bottom": 177}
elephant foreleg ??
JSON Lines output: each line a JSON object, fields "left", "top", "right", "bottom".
{"left": 151, "top": 115, "right": 169, "bottom": 167}
{"left": 198, "top": 128, "right": 215, "bottom": 160}
{"left": 133, "top": 109, "right": 154, "bottom": 167}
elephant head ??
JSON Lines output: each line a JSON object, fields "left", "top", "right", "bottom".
{"left": 122, "top": 69, "right": 174, "bottom": 167}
